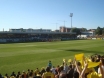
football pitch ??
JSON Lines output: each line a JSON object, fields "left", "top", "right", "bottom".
{"left": 0, "top": 40, "right": 104, "bottom": 75}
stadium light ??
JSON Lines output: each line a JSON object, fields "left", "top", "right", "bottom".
{"left": 70, "top": 13, "right": 73, "bottom": 28}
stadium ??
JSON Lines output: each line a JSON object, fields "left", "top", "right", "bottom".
{"left": 0, "top": 28, "right": 104, "bottom": 78}
{"left": 0, "top": 0, "right": 104, "bottom": 77}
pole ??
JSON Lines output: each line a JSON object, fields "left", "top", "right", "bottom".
{"left": 71, "top": 17, "right": 72, "bottom": 28}
{"left": 70, "top": 13, "right": 73, "bottom": 32}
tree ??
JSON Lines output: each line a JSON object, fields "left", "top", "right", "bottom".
{"left": 71, "top": 28, "right": 81, "bottom": 35}
{"left": 102, "top": 27, "right": 104, "bottom": 35}
{"left": 95, "top": 26, "right": 102, "bottom": 35}
{"left": 81, "top": 28, "right": 87, "bottom": 32}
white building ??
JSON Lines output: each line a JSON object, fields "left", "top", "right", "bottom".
{"left": 81, "top": 31, "right": 95, "bottom": 36}
{"left": 77, "top": 31, "right": 95, "bottom": 38}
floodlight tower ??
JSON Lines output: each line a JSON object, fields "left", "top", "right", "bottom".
{"left": 70, "top": 13, "right": 73, "bottom": 28}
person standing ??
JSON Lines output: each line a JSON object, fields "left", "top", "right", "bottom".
{"left": 42, "top": 67, "right": 55, "bottom": 78}
{"left": 48, "top": 61, "right": 52, "bottom": 69}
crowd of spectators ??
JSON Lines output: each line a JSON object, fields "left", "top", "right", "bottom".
{"left": 0, "top": 54, "right": 104, "bottom": 78}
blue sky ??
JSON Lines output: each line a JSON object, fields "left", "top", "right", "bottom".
{"left": 0, "top": 0, "right": 104, "bottom": 31}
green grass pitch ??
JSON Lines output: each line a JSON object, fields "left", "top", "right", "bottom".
{"left": 0, "top": 40, "right": 104, "bottom": 75}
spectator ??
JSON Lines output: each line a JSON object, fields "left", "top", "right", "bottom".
{"left": 27, "top": 69, "right": 30, "bottom": 78}
{"left": 55, "top": 65, "right": 60, "bottom": 75}
{"left": 11, "top": 72, "right": 16, "bottom": 77}
{"left": 59, "top": 65, "right": 67, "bottom": 78}
{"left": 40, "top": 67, "right": 46, "bottom": 75}
{"left": 21, "top": 71, "right": 27, "bottom": 78}
{"left": 0, "top": 74, "right": 3, "bottom": 78}
{"left": 63, "top": 63, "right": 69, "bottom": 73}
{"left": 28, "top": 72, "right": 33, "bottom": 78}
{"left": 51, "top": 66, "right": 56, "bottom": 74}
{"left": 48, "top": 61, "right": 52, "bottom": 69}
{"left": 34, "top": 68, "right": 40, "bottom": 76}
{"left": 98, "top": 58, "right": 104, "bottom": 74}
{"left": 16, "top": 71, "right": 21, "bottom": 78}
{"left": 34, "top": 72, "right": 41, "bottom": 78}
{"left": 73, "top": 71, "right": 79, "bottom": 78}
{"left": 42, "top": 67, "right": 55, "bottom": 78}
{"left": 66, "top": 65, "right": 74, "bottom": 78}
{"left": 4, "top": 73, "right": 9, "bottom": 78}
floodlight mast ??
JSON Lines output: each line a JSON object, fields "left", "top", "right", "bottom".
{"left": 70, "top": 13, "right": 73, "bottom": 28}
